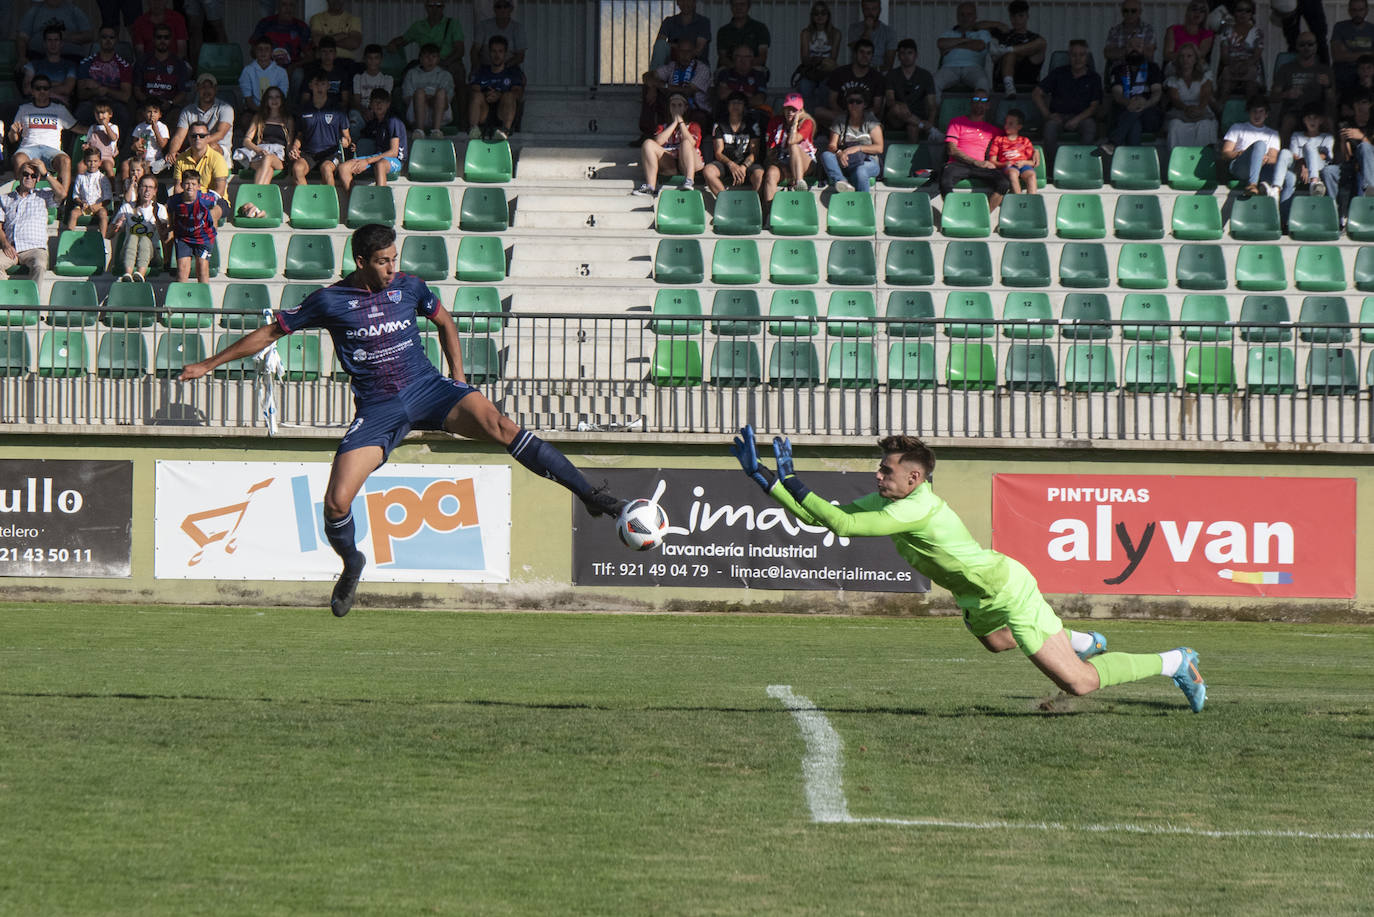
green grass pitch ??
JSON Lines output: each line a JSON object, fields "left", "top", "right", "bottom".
{"left": 2, "top": 603, "right": 1371, "bottom": 915}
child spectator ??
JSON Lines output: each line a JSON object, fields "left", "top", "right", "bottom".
{"left": 633, "top": 91, "right": 703, "bottom": 195}
{"left": 351, "top": 44, "right": 393, "bottom": 134}
{"left": 467, "top": 35, "right": 525, "bottom": 141}
{"left": 289, "top": 73, "right": 351, "bottom": 187}
{"left": 84, "top": 102, "right": 120, "bottom": 179}
{"left": 239, "top": 38, "right": 291, "bottom": 115}
{"left": 338, "top": 88, "right": 407, "bottom": 193}
{"left": 301, "top": 37, "right": 353, "bottom": 111}
{"left": 402, "top": 43, "right": 454, "bottom": 138}
{"left": 988, "top": 108, "right": 1038, "bottom": 194}
{"left": 170, "top": 170, "right": 222, "bottom": 283}
{"left": 109, "top": 173, "right": 169, "bottom": 282}
{"left": 234, "top": 87, "right": 294, "bottom": 187}
{"left": 121, "top": 159, "right": 149, "bottom": 205}
{"left": 65, "top": 147, "right": 113, "bottom": 233}
{"left": 128, "top": 100, "right": 171, "bottom": 178}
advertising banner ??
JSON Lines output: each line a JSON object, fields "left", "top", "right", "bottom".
{"left": 155, "top": 462, "right": 511, "bottom": 582}
{"left": 991, "top": 474, "right": 1356, "bottom": 598}
{"left": 572, "top": 469, "right": 928, "bottom": 592}
{"left": 0, "top": 459, "right": 132, "bottom": 577}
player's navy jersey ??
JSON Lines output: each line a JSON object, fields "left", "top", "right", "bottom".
{"left": 276, "top": 272, "right": 441, "bottom": 400}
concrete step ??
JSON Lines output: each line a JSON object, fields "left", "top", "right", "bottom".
{"left": 513, "top": 190, "right": 648, "bottom": 211}
{"left": 513, "top": 210, "right": 654, "bottom": 231}
{"left": 514, "top": 144, "right": 643, "bottom": 181}
{"left": 508, "top": 257, "right": 654, "bottom": 281}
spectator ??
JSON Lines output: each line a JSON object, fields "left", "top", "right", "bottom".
{"left": 885, "top": 38, "right": 939, "bottom": 143}
{"left": 172, "top": 119, "right": 229, "bottom": 197}
{"left": 388, "top": 0, "right": 465, "bottom": 73}
{"left": 1100, "top": 35, "right": 1164, "bottom": 153}
{"left": 1217, "top": 1, "right": 1264, "bottom": 102}
{"left": 239, "top": 37, "right": 290, "bottom": 115}
{"left": 96, "top": 0, "right": 140, "bottom": 37}
{"left": 75, "top": 25, "right": 133, "bottom": 130}
{"left": 252, "top": 0, "right": 313, "bottom": 86}
{"left": 64, "top": 147, "right": 111, "bottom": 234}
{"left": 700, "top": 92, "right": 761, "bottom": 193}
{"left": 127, "top": 99, "right": 170, "bottom": 179}
{"left": 167, "top": 74, "right": 233, "bottom": 165}
{"left": 938, "top": 92, "right": 1008, "bottom": 210}
{"left": 1278, "top": 106, "right": 1336, "bottom": 206}
{"left": 1165, "top": 43, "right": 1217, "bottom": 147}
{"left": 1033, "top": 39, "right": 1101, "bottom": 149}
{"left": 402, "top": 43, "right": 454, "bottom": 139}
{"left": 819, "top": 90, "right": 884, "bottom": 191}
{"left": 301, "top": 37, "right": 353, "bottom": 111}
{"left": 473, "top": 0, "right": 527, "bottom": 71}
{"left": 935, "top": 2, "right": 994, "bottom": 98}
{"left": 467, "top": 35, "right": 525, "bottom": 141}
{"left": 1325, "top": 93, "right": 1374, "bottom": 212}
{"left": 713, "top": 44, "right": 768, "bottom": 124}
{"left": 756, "top": 92, "right": 817, "bottom": 201}
{"left": 1333, "top": 0, "right": 1374, "bottom": 89}
{"left": 1272, "top": 32, "right": 1336, "bottom": 138}
{"left": 655, "top": 0, "right": 711, "bottom": 63}
{"left": 23, "top": 27, "right": 76, "bottom": 105}
{"left": 818, "top": 38, "right": 885, "bottom": 129}
{"left": 1221, "top": 95, "right": 1282, "bottom": 198}
{"left": 338, "top": 88, "right": 405, "bottom": 192}
{"left": 9, "top": 76, "right": 74, "bottom": 199}
{"left": 351, "top": 44, "right": 392, "bottom": 134}
{"left": 133, "top": 23, "right": 191, "bottom": 119}
{"left": 716, "top": 0, "right": 770, "bottom": 68}
{"left": 847, "top": 0, "right": 895, "bottom": 71}
{"left": 1163, "top": 0, "right": 1214, "bottom": 68}
{"left": 309, "top": 0, "right": 362, "bottom": 62}
{"left": 17, "top": 0, "right": 92, "bottom": 64}
{"left": 1103, "top": 0, "right": 1156, "bottom": 68}
{"left": 108, "top": 173, "right": 168, "bottom": 282}
{"left": 1276, "top": 0, "right": 1330, "bottom": 66}
{"left": 978, "top": 0, "right": 1047, "bottom": 97}
{"left": 633, "top": 91, "right": 702, "bottom": 195}
{"left": 183, "top": 0, "right": 228, "bottom": 71}
{"left": 83, "top": 102, "right": 120, "bottom": 178}
{"left": 169, "top": 169, "right": 222, "bottom": 283}
{"left": 1341, "top": 54, "right": 1374, "bottom": 114}
{"left": 289, "top": 72, "right": 350, "bottom": 187}
{"left": 639, "top": 35, "right": 712, "bottom": 139}
{"left": 988, "top": 108, "right": 1038, "bottom": 193}
{"left": 0, "top": 163, "right": 57, "bottom": 280}
{"left": 795, "top": 1, "right": 841, "bottom": 112}
{"left": 131, "top": 0, "right": 187, "bottom": 61}
{"left": 233, "top": 86, "right": 292, "bottom": 186}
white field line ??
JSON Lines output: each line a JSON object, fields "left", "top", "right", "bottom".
{"left": 767, "top": 684, "right": 1374, "bottom": 842}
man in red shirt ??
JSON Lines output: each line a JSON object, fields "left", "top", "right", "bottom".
{"left": 937, "top": 92, "right": 1009, "bottom": 210}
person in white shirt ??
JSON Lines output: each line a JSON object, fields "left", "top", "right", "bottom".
{"left": 64, "top": 148, "right": 112, "bottom": 234}
{"left": 108, "top": 174, "right": 170, "bottom": 282}
{"left": 1278, "top": 106, "right": 1337, "bottom": 204}
{"left": 935, "top": 2, "right": 995, "bottom": 96}
{"left": 1220, "top": 95, "right": 1282, "bottom": 197}
{"left": 0, "top": 164, "right": 57, "bottom": 280}
{"left": 167, "top": 73, "right": 235, "bottom": 163}
{"left": 8, "top": 76, "right": 76, "bottom": 200}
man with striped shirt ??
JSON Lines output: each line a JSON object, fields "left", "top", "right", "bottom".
{"left": 0, "top": 164, "right": 57, "bottom": 280}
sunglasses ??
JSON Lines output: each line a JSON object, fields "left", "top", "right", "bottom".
{"left": 192, "top": 133, "right": 207, "bottom": 138}
{"left": 20, "top": 172, "right": 38, "bottom": 179}
{"left": 846, "top": 98, "right": 865, "bottom": 105}
{"left": 972, "top": 96, "right": 989, "bottom": 102}
{"left": 1298, "top": 41, "right": 1317, "bottom": 47}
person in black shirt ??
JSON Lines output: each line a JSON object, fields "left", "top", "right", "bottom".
{"left": 818, "top": 38, "right": 885, "bottom": 129}
{"left": 884, "top": 38, "right": 938, "bottom": 142}
{"left": 702, "top": 92, "right": 762, "bottom": 192}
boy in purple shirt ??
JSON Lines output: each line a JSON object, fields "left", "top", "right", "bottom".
{"left": 170, "top": 170, "right": 221, "bottom": 281}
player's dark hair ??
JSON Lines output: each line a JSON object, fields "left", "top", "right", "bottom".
{"left": 853, "top": 38, "right": 875, "bottom": 53}
{"left": 364, "top": 43, "right": 384, "bottom": 56}
{"left": 897, "top": 38, "right": 917, "bottom": 52}
{"left": 369, "top": 87, "right": 391, "bottom": 104}
{"left": 1009, "top": 0, "right": 1030, "bottom": 15}
{"left": 318, "top": 36, "right": 337, "bottom": 50}
{"left": 878, "top": 435, "right": 935, "bottom": 478}
{"left": 1005, "top": 107, "right": 1025, "bottom": 123}
{"left": 352, "top": 224, "right": 396, "bottom": 264}
{"left": 1246, "top": 94, "right": 1268, "bottom": 112}
{"left": 488, "top": 34, "right": 509, "bottom": 50}
{"left": 420, "top": 42, "right": 441, "bottom": 55}
{"left": 43, "top": 25, "right": 63, "bottom": 39}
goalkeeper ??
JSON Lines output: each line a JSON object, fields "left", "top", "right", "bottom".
{"left": 731, "top": 426, "right": 1206, "bottom": 712}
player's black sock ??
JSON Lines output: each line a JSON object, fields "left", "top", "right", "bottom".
{"left": 506, "top": 429, "right": 593, "bottom": 499}
{"left": 324, "top": 511, "right": 363, "bottom": 561}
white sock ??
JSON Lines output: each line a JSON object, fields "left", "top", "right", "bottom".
{"left": 1003, "top": 76, "right": 1016, "bottom": 91}
{"left": 1159, "top": 649, "right": 1184, "bottom": 677}
{"left": 1068, "top": 630, "right": 1096, "bottom": 653}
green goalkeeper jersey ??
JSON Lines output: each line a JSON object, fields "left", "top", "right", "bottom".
{"left": 769, "top": 480, "right": 1012, "bottom": 603}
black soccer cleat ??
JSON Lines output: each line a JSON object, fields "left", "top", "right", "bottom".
{"left": 581, "top": 483, "right": 628, "bottom": 519}
{"left": 330, "top": 551, "right": 366, "bottom": 617}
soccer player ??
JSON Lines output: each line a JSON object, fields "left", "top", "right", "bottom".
{"left": 730, "top": 427, "right": 1207, "bottom": 712}
{"left": 178, "top": 224, "right": 627, "bottom": 616}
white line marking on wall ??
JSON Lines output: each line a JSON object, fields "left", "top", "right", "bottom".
{"left": 767, "top": 684, "right": 1374, "bottom": 841}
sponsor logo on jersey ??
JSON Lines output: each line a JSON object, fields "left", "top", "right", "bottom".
{"left": 345, "top": 317, "right": 412, "bottom": 339}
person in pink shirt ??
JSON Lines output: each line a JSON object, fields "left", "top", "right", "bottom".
{"left": 938, "top": 92, "right": 1009, "bottom": 209}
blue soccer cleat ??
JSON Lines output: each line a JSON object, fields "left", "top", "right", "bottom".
{"left": 1171, "top": 647, "right": 1206, "bottom": 713}
{"left": 1076, "top": 631, "right": 1107, "bottom": 661}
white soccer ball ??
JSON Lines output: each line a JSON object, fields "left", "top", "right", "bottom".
{"left": 616, "top": 499, "right": 669, "bottom": 551}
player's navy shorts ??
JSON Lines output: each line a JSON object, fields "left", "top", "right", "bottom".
{"left": 338, "top": 374, "right": 476, "bottom": 459}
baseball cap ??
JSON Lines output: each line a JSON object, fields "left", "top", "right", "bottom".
{"left": 782, "top": 92, "right": 804, "bottom": 110}
{"left": 197, "top": 72, "right": 218, "bottom": 86}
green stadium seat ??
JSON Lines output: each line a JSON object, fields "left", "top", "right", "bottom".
{"left": 709, "top": 341, "right": 762, "bottom": 386}
{"left": 1288, "top": 196, "right": 1341, "bottom": 241}
{"left": 0, "top": 329, "right": 32, "bottom": 375}
{"left": 406, "top": 186, "right": 457, "bottom": 231}
{"left": 937, "top": 96, "right": 971, "bottom": 130}
{"left": 1110, "top": 145, "right": 1160, "bottom": 189}
{"left": 233, "top": 183, "right": 283, "bottom": 228}
{"left": 422, "top": 335, "right": 442, "bottom": 371}
{"left": 1058, "top": 242, "right": 1109, "bottom": 288}
{"left": 209, "top": 333, "right": 254, "bottom": 380}
{"left": 345, "top": 186, "right": 396, "bottom": 229}
{"left": 885, "top": 291, "right": 936, "bottom": 337}
{"left": 1001, "top": 292, "right": 1055, "bottom": 338}
{"left": 1063, "top": 344, "right": 1116, "bottom": 391}
{"left": 826, "top": 240, "right": 877, "bottom": 284}
{"left": 282, "top": 234, "right": 335, "bottom": 281}
{"left": 999, "top": 194, "right": 1049, "bottom": 239}
{"left": 946, "top": 341, "right": 997, "bottom": 389}
{"left": 1219, "top": 97, "right": 1249, "bottom": 135}
{"left": 1298, "top": 295, "right": 1352, "bottom": 343}
{"left": 710, "top": 290, "right": 763, "bottom": 335}
{"left": 163, "top": 282, "right": 213, "bottom": 329}
{"left": 153, "top": 332, "right": 207, "bottom": 376}
{"left": 884, "top": 240, "right": 935, "bottom": 285}
{"left": 102, "top": 282, "right": 157, "bottom": 328}
{"left": 1183, "top": 344, "right": 1236, "bottom": 392}
{"left": 1237, "top": 295, "right": 1292, "bottom": 342}
{"left": 943, "top": 291, "right": 995, "bottom": 337}
{"left": 768, "top": 239, "right": 820, "bottom": 284}
{"left": 1051, "top": 145, "right": 1104, "bottom": 190}
{"left": 1355, "top": 246, "right": 1374, "bottom": 291}
{"left": 457, "top": 236, "right": 507, "bottom": 281}
{"left": 53, "top": 230, "right": 105, "bottom": 277}
{"left": 1306, "top": 347, "right": 1359, "bottom": 394}
{"left": 37, "top": 329, "right": 88, "bottom": 376}
{"left": 1234, "top": 244, "right": 1285, "bottom": 291}
{"left": 220, "top": 283, "right": 271, "bottom": 329}
{"left": 279, "top": 283, "right": 322, "bottom": 313}
{"left": 289, "top": 185, "right": 340, "bottom": 229}
{"left": 1294, "top": 245, "right": 1346, "bottom": 292}
{"left": 887, "top": 341, "right": 937, "bottom": 388}
{"left": 1228, "top": 195, "right": 1282, "bottom": 241}
{"left": 46, "top": 280, "right": 99, "bottom": 326}
{"left": 462, "top": 138, "right": 514, "bottom": 183}
{"left": 1361, "top": 297, "right": 1374, "bottom": 342}
{"left": 408, "top": 138, "right": 459, "bottom": 182}
{"left": 768, "top": 191, "right": 820, "bottom": 235}
{"left": 712, "top": 189, "right": 763, "bottom": 235}
{"left": 1006, "top": 342, "right": 1057, "bottom": 390}
{"left": 275, "top": 334, "right": 322, "bottom": 381}
{"left": 1176, "top": 244, "right": 1228, "bottom": 290}
{"left": 460, "top": 337, "right": 503, "bottom": 385}
{"left": 1171, "top": 195, "right": 1223, "bottom": 240}
{"left": 768, "top": 340, "right": 821, "bottom": 387}
{"left": 199, "top": 42, "right": 243, "bottom": 82}
{"left": 1246, "top": 345, "right": 1296, "bottom": 394}
{"left": 399, "top": 235, "right": 450, "bottom": 282}
{"left": 1060, "top": 292, "right": 1113, "bottom": 339}
{"left": 452, "top": 286, "right": 505, "bottom": 333}
{"left": 1123, "top": 344, "right": 1177, "bottom": 391}
{"left": 649, "top": 289, "right": 703, "bottom": 335}
{"left": 653, "top": 239, "right": 704, "bottom": 284}
{"left": 0, "top": 279, "right": 40, "bottom": 326}
{"left": 1116, "top": 243, "right": 1168, "bottom": 289}
{"left": 1120, "top": 293, "right": 1172, "bottom": 340}
{"left": 1055, "top": 194, "right": 1105, "bottom": 239}
{"left": 767, "top": 290, "right": 820, "bottom": 336}
{"left": 1113, "top": 195, "right": 1164, "bottom": 240}
{"left": 943, "top": 241, "right": 993, "bottom": 286}
{"left": 711, "top": 239, "right": 762, "bottom": 284}
{"left": 655, "top": 188, "right": 706, "bottom": 234}
{"left": 883, "top": 192, "right": 934, "bottom": 237}
{"left": 1000, "top": 241, "right": 1052, "bottom": 287}
{"left": 826, "top": 290, "right": 877, "bottom": 336}
{"left": 881, "top": 143, "right": 929, "bottom": 188}
{"left": 1168, "top": 145, "right": 1218, "bottom": 190}
{"left": 649, "top": 339, "right": 702, "bottom": 386}
{"left": 226, "top": 233, "right": 279, "bottom": 279}
{"left": 1179, "top": 294, "right": 1233, "bottom": 341}
{"left": 826, "top": 341, "right": 877, "bottom": 387}
{"left": 940, "top": 192, "right": 992, "bottom": 238}
{"left": 826, "top": 191, "right": 877, "bottom": 236}
{"left": 1345, "top": 196, "right": 1374, "bottom": 241}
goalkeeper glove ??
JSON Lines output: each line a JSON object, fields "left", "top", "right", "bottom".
{"left": 730, "top": 424, "right": 775, "bottom": 492}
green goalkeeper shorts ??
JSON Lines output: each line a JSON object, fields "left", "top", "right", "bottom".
{"left": 959, "top": 557, "right": 1063, "bottom": 656}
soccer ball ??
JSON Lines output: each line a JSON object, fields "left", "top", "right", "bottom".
{"left": 616, "top": 499, "right": 669, "bottom": 551}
